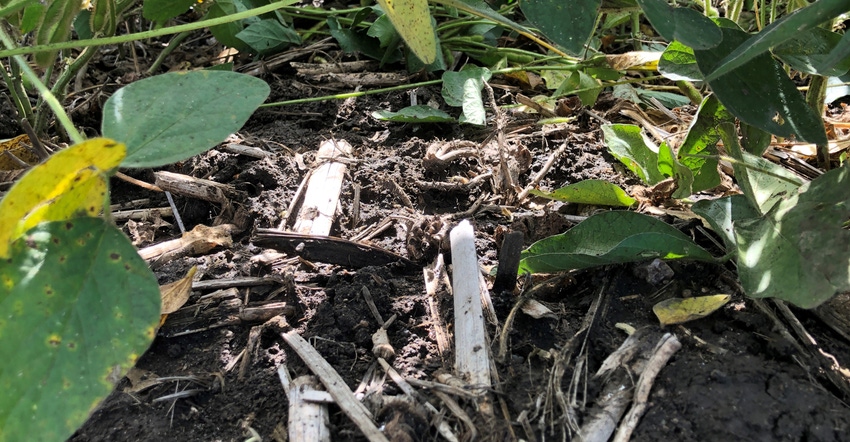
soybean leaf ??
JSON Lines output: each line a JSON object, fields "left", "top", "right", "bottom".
{"left": 692, "top": 194, "right": 760, "bottom": 249}
{"left": 695, "top": 23, "right": 828, "bottom": 145}
{"left": 142, "top": 0, "right": 195, "bottom": 22}
{"left": 657, "top": 141, "right": 694, "bottom": 198}
{"left": 704, "top": 0, "right": 850, "bottom": 81}
{"left": 236, "top": 19, "right": 301, "bottom": 55}
{"left": 441, "top": 65, "right": 491, "bottom": 125}
{"left": 636, "top": 0, "right": 721, "bottom": 50}
{"left": 734, "top": 162, "right": 850, "bottom": 308}
{"left": 520, "top": 0, "right": 600, "bottom": 56}
{"left": 826, "top": 74, "right": 850, "bottom": 104}
{"left": 602, "top": 124, "right": 666, "bottom": 185}
{"left": 719, "top": 123, "right": 803, "bottom": 214}
{"left": 102, "top": 71, "right": 269, "bottom": 168}
{"left": 0, "top": 138, "right": 125, "bottom": 257}
{"left": 372, "top": 105, "right": 455, "bottom": 123}
{"left": 328, "top": 16, "right": 393, "bottom": 61}
{"left": 530, "top": 179, "right": 636, "bottom": 207}
{"left": 821, "top": 31, "right": 850, "bottom": 74}
{"left": 659, "top": 41, "right": 702, "bottom": 81}
{"left": 33, "top": 0, "right": 82, "bottom": 67}
{"left": 0, "top": 218, "right": 160, "bottom": 441}
{"left": 675, "top": 95, "right": 732, "bottom": 196}
{"left": 653, "top": 295, "right": 731, "bottom": 325}
{"left": 773, "top": 27, "right": 850, "bottom": 77}
{"left": 519, "top": 211, "right": 715, "bottom": 274}
{"left": 206, "top": 0, "right": 255, "bottom": 53}
{"left": 375, "top": 0, "right": 437, "bottom": 64}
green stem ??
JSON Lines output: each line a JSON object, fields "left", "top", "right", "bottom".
{"left": 806, "top": 75, "right": 830, "bottom": 170}
{"left": 260, "top": 79, "right": 443, "bottom": 107}
{"left": 676, "top": 80, "right": 703, "bottom": 105}
{"left": 1, "top": 61, "right": 33, "bottom": 123}
{"left": 0, "top": 28, "right": 82, "bottom": 143}
{"left": 147, "top": 31, "right": 191, "bottom": 75}
{"left": 34, "top": 45, "right": 99, "bottom": 136}
{"left": 0, "top": 0, "right": 299, "bottom": 58}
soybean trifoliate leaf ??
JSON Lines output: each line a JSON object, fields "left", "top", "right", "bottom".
{"left": 530, "top": 179, "right": 636, "bottom": 207}
{"left": 734, "top": 162, "right": 850, "bottom": 309}
{"left": 518, "top": 211, "right": 715, "bottom": 274}
{"left": 102, "top": 71, "right": 270, "bottom": 168}
{"left": 0, "top": 138, "right": 125, "bottom": 257}
{"left": 0, "top": 218, "right": 161, "bottom": 442}
{"left": 375, "top": 0, "right": 437, "bottom": 64}
{"left": 653, "top": 295, "right": 731, "bottom": 325}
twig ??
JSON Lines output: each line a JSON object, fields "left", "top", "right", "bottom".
{"left": 281, "top": 331, "right": 389, "bottom": 442}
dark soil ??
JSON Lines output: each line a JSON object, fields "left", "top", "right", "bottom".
{"left": 16, "top": 37, "right": 848, "bottom": 442}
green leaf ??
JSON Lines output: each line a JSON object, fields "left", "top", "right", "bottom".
{"left": 367, "top": 13, "right": 400, "bottom": 48}
{"left": 236, "top": 18, "right": 301, "bottom": 55}
{"left": 602, "top": 124, "right": 666, "bottom": 185}
{"left": 659, "top": 41, "right": 701, "bottom": 81}
{"left": 102, "top": 71, "right": 270, "bottom": 168}
{"left": 33, "top": 0, "right": 82, "bottom": 67}
{"left": 703, "top": 0, "right": 850, "bottom": 81}
{"left": 657, "top": 141, "right": 694, "bottom": 198}
{"left": 675, "top": 95, "right": 732, "bottom": 195}
{"left": 0, "top": 0, "right": 38, "bottom": 21}
{"left": 734, "top": 162, "right": 850, "bottom": 308}
{"left": 740, "top": 122, "right": 771, "bottom": 156}
{"left": 0, "top": 218, "right": 160, "bottom": 441}
{"left": 206, "top": 0, "right": 253, "bottom": 52}
{"left": 692, "top": 194, "right": 760, "bottom": 249}
{"left": 441, "top": 65, "right": 491, "bottom": 125}
{"left": 328, "top": 16, "right": 395, "bottom": 61}
{"left": 821, "top": 31, "right": 850, "bottom": 75}
{"left": 718, "top": 123, "right": 803, "bottom": 214}
{"left": 372, "top": 105, "right": 455, "bottom": 123}
{"left": 826, "top": 73, "right": 850, "bottom": 104}
{"left": 530, "top": 179, "right": 636, "bottom": 207}
{"left": 142, "top": 0, "right": 196, "bottom": 22}
{"left": 555, "top": 71, "right": 602, "bottom": 106}
{"left": 773, "top": 27, "right": 850, "bottom": 77}
{"left": 520, "top": 0, "right": 600, "bottom": 56}
{"left": 636, "top": 0, "right": 721, "bottom": 50}
{"left": 694, "top": 24, "right": 828, "bottom": 145}
{"left": 693, "top": 194, "right": 759, "bottom": 246}
{"left": 19, "top": 1, "right": 44, "bottom": 33}
{"left": 518, "top": 211, "right": 715, "bottom": 274}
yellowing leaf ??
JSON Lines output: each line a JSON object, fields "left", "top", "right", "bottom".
{"left": 375, "top": 0, "right": 437, "bottom": 64}
{"left": 0, "top": 138, "right": 126, "bottom": 257}
{"left": 653, "top": 294, "right": 731, "bottom": 325}
{"left": 160, "top": 266, "right": 197, "bottom": 315}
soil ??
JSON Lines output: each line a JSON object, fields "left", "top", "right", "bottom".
{"left": 10, "top": 33, "right": 850, "bottom": 442}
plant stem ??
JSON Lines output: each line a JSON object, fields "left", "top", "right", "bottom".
{"left": 0, "top": 0, "right": 299, "bottom": 58}
{"left": 0, "top": 61, "right": 33, "bottom": 124}
{"left": 34, "top": 45, "right": 99, "bottom": 136}
{"left": 147, "top": 31, "right": 191, "bottom": 75}
{"left": 260, "top": 79, "right": 443, "bottom": 107}
{"left": 806, "top": 75, "right": 830, "bottom": 170}
{"left": 0, "top": 27, "right": 82, "bottom": 144}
